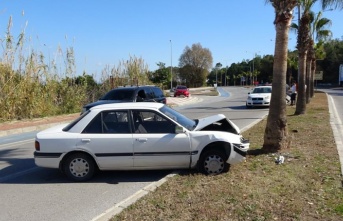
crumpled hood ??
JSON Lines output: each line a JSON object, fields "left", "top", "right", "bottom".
{"left": 193, "top": 114, "right": 240, "bottom": 134}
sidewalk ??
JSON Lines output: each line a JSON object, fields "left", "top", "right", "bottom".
{"left": 0, "top": 96, "right": 202, "bottom": 137}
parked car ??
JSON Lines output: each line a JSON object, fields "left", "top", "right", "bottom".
{"left": 34, "top": 102, "right": 250, "bottom": 181}
{"left": 174, "top": 85, "right": 190, "bottom": 97}
{"left": 82, "top": 85, "right": 166, "bottom": 113}
{"left": 246, "top": 86, "right": 272, "bottom": 108}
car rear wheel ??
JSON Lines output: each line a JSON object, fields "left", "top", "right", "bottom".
{"left": 63, "top": 153, "right": 95, "bottom": 182}
{"left": 199, "top": 150, "right": 229, "bottom": 175}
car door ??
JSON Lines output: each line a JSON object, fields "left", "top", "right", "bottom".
{"left": 131, "top": 110, "right": 191, "bottom": 169}
{"left": 78, "top": 110, "right": 134, "bottom": 170}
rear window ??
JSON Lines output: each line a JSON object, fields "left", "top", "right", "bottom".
{"left": 152, "top": 87, "right": 164, "bottom": 98}
{"left": 63, "top": 111, "right": 89, "bottom": 131}
{"left": 177, "top": 86, "right": 187, "bottom": 90}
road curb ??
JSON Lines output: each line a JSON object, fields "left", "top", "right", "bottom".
{"left": 0, "top": 122, "right": 71, "bottom": 138}
{"left": 91, "top": 172, "right": 178, "bottom": 221}
{"left": 326, "top": 94, "right": 343, "bottom": 178}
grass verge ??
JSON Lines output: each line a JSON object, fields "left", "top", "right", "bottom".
{"left": 111, "top": 91, "right": 343, "bottom": 221}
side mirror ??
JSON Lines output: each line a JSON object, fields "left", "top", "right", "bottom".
{"left": 175, "top": 125, "right": 185, "bottom": 134}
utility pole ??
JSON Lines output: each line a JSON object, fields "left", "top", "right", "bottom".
{"left": 170, "top": 40, "right": 173, "bottom": 90}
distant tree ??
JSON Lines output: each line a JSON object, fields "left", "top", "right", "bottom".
{"left": 75, "top": 74, "right": 98, "bottom": 87}
{"left": 259, "top": 55, "right": 274, "bottom": 83}
{"left": 178, "top": 43, "right": 213, "bottom": 87}
{"left": 287, "top": 50, "right": 298, "bottom": 85}
{"left": 322, "top": 39, "right": 343, "bottom": 82}
{"left": 149, "top": 62, "right": 170, "bottom": 88}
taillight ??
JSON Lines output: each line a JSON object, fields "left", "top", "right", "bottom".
{"left": 35, "top": 141, "right": 40, "bottom": 151}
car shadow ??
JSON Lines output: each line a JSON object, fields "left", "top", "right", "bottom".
{"left": 0, "top": 158, "right": 174, "bottom": 184}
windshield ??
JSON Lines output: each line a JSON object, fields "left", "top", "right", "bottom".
{"left": 159, "top": 105, "right": 196, "bottom": 131}
{"left": 252, "top": 87, "right": 272, "bottom": 93}
{"left": 177, "top": 86, "right": 187, "bottom": 90}
{"left": 100, "top": 89, "right": 135, "bottom": 101}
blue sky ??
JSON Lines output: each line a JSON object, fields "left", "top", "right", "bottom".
{"left": 1, "top": 1, "right": 342, "bottom": 81}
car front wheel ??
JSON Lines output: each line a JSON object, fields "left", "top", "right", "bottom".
{"left": 63, "top": 153, "right": 95, "bottom": 182}
{"left": 198, "top": 150, "right": 229, "bottom": 175}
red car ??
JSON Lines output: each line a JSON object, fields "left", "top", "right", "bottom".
{"left": 174, "top": 85, "right": 190, "bottom": 97}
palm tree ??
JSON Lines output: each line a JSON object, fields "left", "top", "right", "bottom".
{"left": 262, "top": 0, "right": 298, "bottom": 152}
{"left": 295, "top": 0, "right": 341, "bottom": 113}
{"left": 294, "top": 0, "right": 315, "bottom": 115}
{"left": 262, "top": 0, "right": 342, "bottom": 151}
{"left": 308, "top": 11, "right": 332, "bottom": 100}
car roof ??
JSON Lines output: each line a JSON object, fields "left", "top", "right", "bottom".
{"left": 106, "top": 85, "right": 161, "bottom": 92}
{"left": 90, "top": 102, "right": 164, "bottom": 111}
{"left": 115, "top": 85, "right": 158, "bottom": 89}
{"left": 254, "top": 86, "right": 272, "bottom": 88}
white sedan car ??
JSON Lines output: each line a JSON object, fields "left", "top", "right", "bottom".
{"left": 34, "top": 102, "right": 249, "bottom": 181}
{"left": 246, "top": 86, "right": 272, "bottom": 108}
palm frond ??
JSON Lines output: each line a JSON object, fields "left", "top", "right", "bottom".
{"left": 321, "top": 0, "right": 343, "bottom": 10}
{"left": 316, "top": 18, "right": 332, "bottom": 28}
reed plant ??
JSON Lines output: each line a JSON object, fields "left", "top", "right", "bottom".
{"left": 0, "top": 16, "right": 153, "bottom": 122}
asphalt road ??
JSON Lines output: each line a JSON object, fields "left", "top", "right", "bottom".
{"left": 0, "top": 86, "right": 270, "bottom": 221}
{"left": 319, "top": 88, "right": 343, "bottom": 176}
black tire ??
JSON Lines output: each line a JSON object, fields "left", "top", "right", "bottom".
{"left": 198, "top": 150, "right": 229, "bottom": 175}
{"left": 63, "top": 153, "right": 95, "bottom": 182}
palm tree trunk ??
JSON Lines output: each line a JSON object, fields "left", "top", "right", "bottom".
{"left": 295, "top": 11, "right": 311, "bottom": 115}
{"left": 305, "top": 57, "right": 312, "bottom": 104}
{"left": 262, "top": 16, "right": 290, "bottom": 151}
{"left": 310, "top": 59, "right": 316, "bottom": 97}
{"left": 295, "top": 52, "right": 307, "bottom": 115}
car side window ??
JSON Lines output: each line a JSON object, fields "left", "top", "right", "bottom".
{"left": 136, "top": 89, "right": 146, "bottom": 101}
{"left": 132, "top": 110, "right": 176, "bottom": 134}
{"left": 83, "top": 111, "right": 130, "bottom": 134}
{"left": 143, "top": 88, "right": 154, "bottom": 100}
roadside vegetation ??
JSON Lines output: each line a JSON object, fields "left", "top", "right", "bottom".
{"left": 1, "top": 12, "right": 343, "bottom": 123}
{"left": 112, "top": 91, "right": 343, "bottom": 221}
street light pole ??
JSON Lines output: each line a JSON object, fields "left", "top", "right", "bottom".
{"left": 170, "top": 40, "right": 173, "bottom": 89}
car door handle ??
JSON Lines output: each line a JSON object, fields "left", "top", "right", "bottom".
{"left": 81, "top": 139, "right": 91, "bottom": 143}
{"left": 136, "top": 138, "right": 147, "bottom": 143}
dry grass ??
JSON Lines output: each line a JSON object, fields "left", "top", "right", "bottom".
{"left": 111, "top": 91, "right": 343, "bottom": 221}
